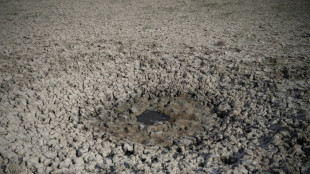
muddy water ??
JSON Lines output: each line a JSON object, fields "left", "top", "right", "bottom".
{"left": 137, "top": 110, "right": 171, "bottom": 125}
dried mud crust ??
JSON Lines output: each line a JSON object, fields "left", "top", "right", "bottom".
{"left": 0, "top": 39, "right": 309, "bottom": 173}
{"left": 78, "top": 44, "right": 264, "bottom": 148}
{"left": 0, "top": 0, "right": 310, "bottom": 173}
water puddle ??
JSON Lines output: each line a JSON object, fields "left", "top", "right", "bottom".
{"left": 137, "top": 110, "right": 171, "bottom": 125}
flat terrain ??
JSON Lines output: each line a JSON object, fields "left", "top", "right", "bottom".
{"left": 0, "top": 0, "right": 310, "bottom": 173}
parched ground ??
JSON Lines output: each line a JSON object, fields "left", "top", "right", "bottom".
{"left": 0, "top": 0, "right": 310, "bottom": 173}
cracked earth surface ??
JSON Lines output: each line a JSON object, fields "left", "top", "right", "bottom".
{"left": 0, "top": 0, "right": 310, "bottom": 173}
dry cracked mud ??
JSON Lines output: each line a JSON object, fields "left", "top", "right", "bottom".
{"left": 0, "top": 0, "right": 310, "bottom": 173}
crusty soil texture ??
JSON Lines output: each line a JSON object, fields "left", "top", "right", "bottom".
{"left": 0, "top": 0, "right": 310, "bottom": 173}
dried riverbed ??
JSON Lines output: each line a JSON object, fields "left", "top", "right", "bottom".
{"left": 0, "top": 0, "right": 310, "bottom": 173}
